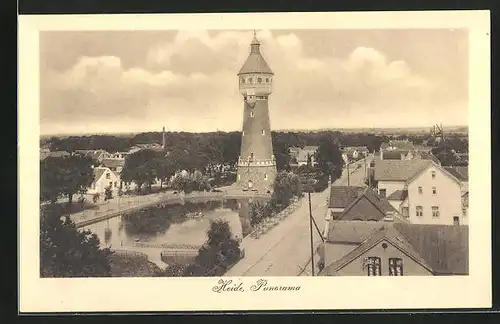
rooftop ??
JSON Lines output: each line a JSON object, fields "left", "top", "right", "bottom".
{"left": 444, "top": 166, "right": 469, "bottom": 182}
{"left": 323, "top": 222, "right": 469, "bottom": 275}
{"left": 330, "top": 187, "right": 401, "bottom": 222}
{"left": 328, "top": 186, "right": 365, "bottom": 208}
{"left": 374, "top": 159, "right": 432, "bottom": 182}
{"left": 238, "top": 34, "right": 274, "bottom": 75}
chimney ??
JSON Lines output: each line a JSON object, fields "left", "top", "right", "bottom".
{"left": 162, "top": 126, "right": 166, "bottom": 149}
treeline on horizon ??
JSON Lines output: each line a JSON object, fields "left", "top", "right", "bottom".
{"left": 41, "top": 130, "right": 469, "bottom": 160}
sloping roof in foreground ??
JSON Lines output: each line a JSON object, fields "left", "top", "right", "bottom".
{"left": 322, "top": 222, "right": 469, "bottom": 276}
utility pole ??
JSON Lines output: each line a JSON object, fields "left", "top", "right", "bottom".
{"left": 308, "top": 190, "right": 315, "bottom": 276}
{"left": 347, "top": 160, "right": 350, "bottom": 186}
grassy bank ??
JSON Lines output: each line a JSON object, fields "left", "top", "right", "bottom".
{"left": 109, "top": 253, "right": 161, "bottom": 277}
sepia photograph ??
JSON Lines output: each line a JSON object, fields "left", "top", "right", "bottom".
{"left": 19, "top": 11, "right": 491, "bottom": 312}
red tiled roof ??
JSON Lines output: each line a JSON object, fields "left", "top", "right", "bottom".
{"left": 374, "top": 159, "right": 432, "bottom": 181}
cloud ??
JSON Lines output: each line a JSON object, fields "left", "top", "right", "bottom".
{"left": 40, "top": 30, "right": 466, "bottom": 134}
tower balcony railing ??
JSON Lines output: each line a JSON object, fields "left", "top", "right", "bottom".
{"left": 238, "top": 157, "right": 276, "bottom": 166}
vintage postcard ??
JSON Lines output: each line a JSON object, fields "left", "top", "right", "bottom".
{"left": 18, "top": 10, "right": 491, "bottom": 312}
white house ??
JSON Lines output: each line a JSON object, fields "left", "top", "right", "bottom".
{"left": 289, "top": 146, "right": 318, "bottom": 167}
{"left": 374, "top": 159, "right": 463, "bottom": 225}
{"left": 87, "top": 167, "right": 121, "bottom": 195}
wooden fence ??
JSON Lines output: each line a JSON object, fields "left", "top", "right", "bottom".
{"left": 249, "top": 197, "right": 302, "bottom": 239}
{"left": 113, "top": 249, "right": 149, "bottom": 261}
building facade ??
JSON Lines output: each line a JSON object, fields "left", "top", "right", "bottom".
{"left": 319, "top": 221, "right": 468, "bottom": 276}
{"left": 87, "top": 166, "right": 121, "bottom": 195}
{"left": 375, "top": 160, "right": 463, "bottom": 225}
{"left": 235, "top": 32, "right": 277, "bottom": 192}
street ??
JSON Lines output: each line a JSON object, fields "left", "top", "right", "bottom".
{"left": 225, "top": 156, "right": 370, "bottom": 276}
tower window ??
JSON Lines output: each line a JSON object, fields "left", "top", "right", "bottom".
{"left": 250, "top": 111, "right": 254, "bottom": 118}
{"left": 257, "top": 77, "right": 262, "bottom": 83}
{"left": 241, "top": 78, "right": 245, "bottom": 84}
{"left": 248, "top": 77, "right": 253, "bottom": 83}
{"left": 264, "top": 173, "right": 268, "bottom": 180}
{"left": 261, "top": 130, "right": 265, "bottom": 135}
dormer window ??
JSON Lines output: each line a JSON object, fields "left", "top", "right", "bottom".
{"left": 248, "top": 77, "right": 253, "bottom": 83}
{"left": 241, "top": 78, "right": 245, "bottom": 84}
{"left": 257, "top": 77, "right": 262, "bottom": 83}
{"left": 266, "top": 78, "right": 269, "bottom": 82}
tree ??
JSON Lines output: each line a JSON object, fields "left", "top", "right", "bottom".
{"left": 121, "top": 149, "right": 159, "bottom": 193}
{"left": 193, "top": 219, "right": 241, "bottom": 276}
{"left": 315, "top": 135, "right": 344, "bottom": 181}
{"left": 104, "top": 186, "right": 113, "bottom": 201}
{"left": 272, "top": 171, "right": 302, "bottom": 208}
{"left": 249, "top": 201, "right": 268, "bottom": 226}
{"left": 40, "top": 155, "right": 94, "bottom": 205}
{"left": 40, "top": 210, "right": 113, "bottom": 277}
{"left": 161, "top": 263, "right": 188, "bottom": 277}
{"left": 40, "top": 157, "right": 64, "bottom": 204}
{"left": 272, "top": 134, "right": 292, "bottom": 172}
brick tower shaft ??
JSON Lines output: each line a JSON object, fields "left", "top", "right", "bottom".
{"left": 236, "top": 31, "right": 277, "bottom": 192}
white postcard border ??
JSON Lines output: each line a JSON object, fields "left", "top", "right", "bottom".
{"left": 18, "top": 10, "right": 491, "bottom": 312}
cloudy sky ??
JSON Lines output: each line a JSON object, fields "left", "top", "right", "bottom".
{"left": 40, "top": 29, "right": 468, "bottom": 135}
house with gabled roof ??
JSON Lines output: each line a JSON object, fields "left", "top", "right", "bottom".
{"left": 318, "top": 222, "right": 468, "bottom": 276}
{"left": 375, "top": 159, "right": 463, "bottom": 225}
{"left": 289, "top": 146, "right": 318, "bottom": 167}
{"left": 323, "top": 186, "right": 409, "bottom": 237}
{"left": 87, "top": 166, "right": 121, "bottom": 195}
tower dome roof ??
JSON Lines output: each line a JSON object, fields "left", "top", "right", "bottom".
{"left": 238, "top": 32, "right": 274, "bottom": 75}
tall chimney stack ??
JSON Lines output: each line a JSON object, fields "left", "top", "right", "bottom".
{"left": 162, "top": 126, "right": 166, "bottom": 149}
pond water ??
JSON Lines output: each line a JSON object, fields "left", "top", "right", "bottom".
{"left": 81, "top": 199, "right": 252, "bottom": 252}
